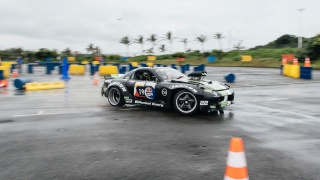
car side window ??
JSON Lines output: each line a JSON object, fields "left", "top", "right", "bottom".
{"left": 132, "top": 70, "right": 157, "bottom": 82}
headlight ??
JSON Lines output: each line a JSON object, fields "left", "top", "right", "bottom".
{"left": 212, "top": 91, "right": 218, "bottom": 97}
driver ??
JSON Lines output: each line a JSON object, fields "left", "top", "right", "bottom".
{"left": 141, "top": 72, "right": 151, "bottom": 81}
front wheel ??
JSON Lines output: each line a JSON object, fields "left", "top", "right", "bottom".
{"left": 107, "top": 87, "right": 125, "bottom": 106}
{"left": 173, "top": 90, "right": 199, "bottom": 115}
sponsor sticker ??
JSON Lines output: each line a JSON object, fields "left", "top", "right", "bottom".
{"left": 135, "top": 100, "right": 151, "bottom": 105}
{"left": 168, "top": 85, "right": 198, "bottom": 93}
{"left": 125, "top": 99, "right": 132, "bottom": 103}
{"left": 108, "top": 81, "right": 127, "bottom": 92}
{"left": 161, "top": 88, "right": 167, "bottom": 96}
{"left": 134, "top": 100, "right": 164, "bottom": 107}
{"left": 124, "top": 96, "right": 129, "bottom": 99}
{"left": 145, "top": 87, "right": 155, "bottom": 100}
{"left": 200, "top": 101, "right": 208, "bottom": 105}
{"left": 151, "top": 102, "right": 164, "bottom": 107}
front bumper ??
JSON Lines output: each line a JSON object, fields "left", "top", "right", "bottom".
{"left": 199, "top": 90, "right": 235, "bottom": 111}
{"left": 101, "top": 85, "right": 108, "bottom": 97}
{"left": 199, "top": 100, "right": 235, "bottom": 111}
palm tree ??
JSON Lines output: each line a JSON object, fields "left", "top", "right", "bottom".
{"left": 120, "top": 36, "right": 131, "bottom": 57}
{"left": 161, "top": 31, "right": 177, "bottom": 53}
{"left": 234, "top": 40, "right": 245, "bottom": 51}
{"left": 94, "top": 46, "right": 101, "bottom": 55}
{"left": 158, "top": 45, "right": 167, "bottom": 54}
{"left": 180, "top": 38, "right": 193, "bottom": 52}
{"left": 134, "top": 35, "right": 144, "bottom": 54}
{"left": 213, "top": 33, "right": 225, "bottom": 50}
{"left": 196, "top": 35, "right": 207, "bottom": 52}
{"left": 143, "top": 48, "right": 154, "bottom": 55}
{"left": 147, "top": 34, "right": 157, "bottom": 49}
{"left": 234, "top": 40, "right": 245, "bottom": 57}
{"left": 86, "top": 44, "right": 94, "bottom": 54}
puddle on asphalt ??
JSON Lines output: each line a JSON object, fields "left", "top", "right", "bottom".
{"left": 0, "top": 120, "right": 14, "bottom": 124}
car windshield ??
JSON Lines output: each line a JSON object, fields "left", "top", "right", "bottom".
{"left": 156, "top": 68, "right": 187, "bottom": 81}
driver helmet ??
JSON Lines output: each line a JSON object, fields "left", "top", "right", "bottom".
{"left": 142, "top": 72, "right": 150, "bottom": 80}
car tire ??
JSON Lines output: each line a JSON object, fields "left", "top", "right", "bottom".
{"left": 173, "top": 90, "right": 199, "bottom": 115}
{"left": 107, "top": 87, "right": 125, "bottom": 107}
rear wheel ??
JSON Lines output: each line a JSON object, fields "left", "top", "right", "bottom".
{"left": 107, "top": 87, "right": 125, "bottom": 106}
{"left": 173, "top": 90, "right": 198, "bottom": 115}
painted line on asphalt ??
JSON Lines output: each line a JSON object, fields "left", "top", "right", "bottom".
{"left": 13, "top": 113, "right": 64, "bottom": 117}
{"left": 260, "top": 105, "right": 320, "bottom": 121}
{"left": 231, "top": 81, "right": 320, "bottom": 88}
{"left": 252, "top": 97, "right": 289, "bottom": 102}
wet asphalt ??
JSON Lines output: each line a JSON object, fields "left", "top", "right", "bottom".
{"left": 0, "top": 65, "right": 320, "bottom": 180}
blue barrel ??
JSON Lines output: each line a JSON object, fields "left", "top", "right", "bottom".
{"left": 181, "top": 65, "right": 186, "bottom": 74}
{"left": 94, "top": 65, "right": 99, "bottom": 73}
{"left": 184, "top": 64, "right": 190, "bottom": 71}
{"left": 225, "top": 73, "right": 236, "bottom": 83}
{"left": 119, "top": 67, "right": 127, "bottom": 74}
{"left": 28, "top": 64, "right": 33, "bottom": 74}
{"left": 46, "top": 65, "right": 51, "bottom": 74}
{"left": 14, "top": 78, "right": 32, "bottom": 89}
{"left": 0, "top": 70, "right": 4, "bottom": 80}
{"left": 11, "top": 64, "right": 16, "bottom": 73}
{"left": 59, "top": 65, "right": 62, "bottom": 74}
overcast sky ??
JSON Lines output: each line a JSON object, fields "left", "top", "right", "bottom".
{"left": 0, "top": 0, "right": 319, "bottom": 55}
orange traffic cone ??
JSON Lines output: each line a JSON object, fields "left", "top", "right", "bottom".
{"left": 0, "top": 80, "right": 8, "bottom": 88}
{"left": 282, "top": 58, "right": 287, "bottom": 65}
{"left": 225, "top": 137, "right": 249, "bottom": 180}
{"left": 12, "top": 69, "right": 18, "bottom": 78}
{"left": 293, "top": 58, "right": 299, "bottom": 65}
{"left": 93, "top": 72, "right": 98, "bottom": 85}
{"left": 304, "top": 58, "right": 311, "bottom": 67}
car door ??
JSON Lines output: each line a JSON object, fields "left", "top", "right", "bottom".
{"left": 126, "top": 70, "right": 161, "bottom": 102}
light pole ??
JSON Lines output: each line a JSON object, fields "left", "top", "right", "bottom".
{"left": 297, "top": 8, "right": 304, "bottom": 48}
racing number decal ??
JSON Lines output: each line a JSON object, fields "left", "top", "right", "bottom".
{"left": 134, "top": 82, "right": 156, "bottom": 99}
{"left": 134, "top": 82, "right": 146, "bottom": 98}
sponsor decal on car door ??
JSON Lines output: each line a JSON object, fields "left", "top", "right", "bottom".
{"left": 134, "top": 82, "right": 156, "bottom": 100}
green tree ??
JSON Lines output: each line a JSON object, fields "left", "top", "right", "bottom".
{"left": 211, "top": 50, "right": 225, "bottom": 60}
{"left": 120, "top": 36, "right": 131, "bottom": 57}
{"left": 0, "top": 50, "right": 10, "bottom": 60}
{"left": 196, "top": 35, "right": 207, "bottom": 52}
{"left": 213, "top": 33, "right": 225, "bottom": 50}
{"left": 275, "top": 34, "right": 297, "bottom": 45}
{"left": 25, "top": 51, "right": 35, "bottom": 63}
{"left": 62, "top": 48, "right": 72, "bottom": 56}
{"left": 305, "top": 34, "right": 320, "bottom": 60}
{"left": 35, "top": 48, "right": 58, "bottom": 60}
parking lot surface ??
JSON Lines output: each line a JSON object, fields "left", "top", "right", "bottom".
{"left": 1, "top": 66, "right": 320, "bottom": 179}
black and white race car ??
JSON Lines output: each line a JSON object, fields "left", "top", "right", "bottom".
{"left": 101, "top": 67, "right": 234, "bottom": 115}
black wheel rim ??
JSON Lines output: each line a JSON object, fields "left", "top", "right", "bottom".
{"left": 108, "top": 88, "right": 120, "bottom": 105}
{"left": 175, "top": 92, "right": 197, "bottom": 113}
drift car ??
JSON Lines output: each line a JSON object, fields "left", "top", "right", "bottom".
{"left": 101, "top": 67, "right": 234, "bottom": 115}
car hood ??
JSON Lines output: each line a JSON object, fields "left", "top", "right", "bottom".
{"left": 171, "top": 79, "right": 229, "bottom": 91}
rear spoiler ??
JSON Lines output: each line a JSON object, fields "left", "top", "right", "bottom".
{"left": 104, "top": 74, "right": 125, "bottom": 80}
